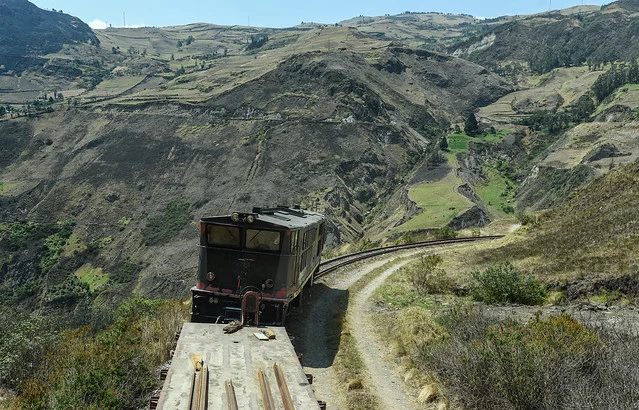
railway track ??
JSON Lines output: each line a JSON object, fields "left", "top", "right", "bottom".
{"left": 316, "top": 235, "right": 504, "bottom": 279}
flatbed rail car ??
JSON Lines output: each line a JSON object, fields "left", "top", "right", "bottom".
{"left": 191, "top": 207, "right": 325, "bottom": 325}
{"left": 155, "top": 323, "right": 320, "bottom": 409}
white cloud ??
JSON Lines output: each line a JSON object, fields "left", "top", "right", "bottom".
{"left": 88, "top": 19, "right": 147, "bottom": 29}
{"left": 89, "top": 19, "right": 108, "bottom": 29}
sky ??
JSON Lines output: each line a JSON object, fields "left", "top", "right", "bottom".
{"left": 30, "top": 0, "right": 612, "bottom": 29}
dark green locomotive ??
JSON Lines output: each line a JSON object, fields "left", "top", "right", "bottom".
{"left": 191, "top": 207, "right": 325, "bottom": 325}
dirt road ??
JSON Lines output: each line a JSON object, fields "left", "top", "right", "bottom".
{"left": 289, "top": 250, "right": 426, "bottom": 409}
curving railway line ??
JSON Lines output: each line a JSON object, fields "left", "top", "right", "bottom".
{"left": 316, "top": 235, "right": 504, "bottom": 279}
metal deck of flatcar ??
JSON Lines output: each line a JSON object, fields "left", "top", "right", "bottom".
{"left": 156, "top": 323, "right": 320, "bottom": 410}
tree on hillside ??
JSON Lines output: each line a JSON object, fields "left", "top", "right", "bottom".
{"left": 247, "top": 34, "right": 269, "bottom": 50}
{"left": 464, "top": 112, "right": 481, "bottom": 136}
{"left": 571, "top": 95, "right": 596, "bottom": 122}
{"left": 591, "top": 58, "right": 639, "bottom": 102}
{"left": 439, "top": 136, "right": 449, "bottom": 151}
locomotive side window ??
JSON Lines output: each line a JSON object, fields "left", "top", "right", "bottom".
{"left": 207, "top": 225, "right": 241, "bottom": 248}
{"left": 246, "top": 229, "right": 281, "bottom": 252}
{"left": 317, "top": 222, "right": 325, "bottom": 256}
{"left": 302, "top": 228, "right": 316, "bottom": 250}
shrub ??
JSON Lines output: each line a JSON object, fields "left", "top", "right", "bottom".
{"left": 406, "top": 255, "right": 457, "bottom": 295}
{"left": 420, "top": 307, "right": 613, "bottom": 410}
{"left": 516, "top": 212, "right": 537, "bottom": 226}
{"left": 470, "top": 262, "right": 547, "bottom": 305}
{"left": 12, "top": 298, "right": 187, "bottom": 409}
{"left": 111, "top": 262, "right": 141, "bottom": 284}
{"left": 353, "top": 238, "right": 375, "bottom": 252}
{"left": 88, "top": 236, "right": 113, "bottom": 250}
{"left": 501, "top": 204, "right": 515, "bottom": 214}
{"left": 118, "top": 217, "right": 132, "bottom": 231}
{"left": 40, "top": 234, "right": 68, "bottom": 273}
{"left": 392, "top": 306, "right": 447, "bottom": 356}
{"left": 0, "top": 309, "right": 59, "bottom": 390}
{"left": 39, "top": 220, "right": 75, "bottom": 273}
{"left": 5, "top": 221, "right": 38, "bottom": 251}
{"left": 432, "top": 227, "right": 457, "bottom": 240}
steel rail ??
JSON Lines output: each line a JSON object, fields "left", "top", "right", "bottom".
{"left": 317, "top": 235, "right": 505, "bottom": 279}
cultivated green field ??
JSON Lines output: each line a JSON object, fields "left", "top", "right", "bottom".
{"left": 474, "top": 164, "right": 517, "bottom": 217}
{"left": 82, "top": 75, "right": 147, "bottom": 99}
{"left": 0, "top": 182, "right": 14, "bottom": 195}
{"left": 396, "top": 153, "right": 473, "bottom": 231}
{"left": 446, "top": 130, "right": 511, "bottom": 152}
{"left": 478, "top": 65, "right": 602, "bottom": 124}
{"left": 446, "top": 133, "right": 477, "bottom": 152}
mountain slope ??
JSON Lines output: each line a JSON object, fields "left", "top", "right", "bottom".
{"left": 0, "top": 0, "right": 98, "bottom": 73}
{"left": 0, "top": 46, "right": 512, "bottom": 304}
{"left": 452, "top": 1, "right": 639, "bottom": 73}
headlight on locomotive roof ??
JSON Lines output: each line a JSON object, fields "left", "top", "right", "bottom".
{"left": 231, "top": 212, "right": 240, "bottom": 222}
{"left": 265, "top": 278, "right": 274, "bottom": 288}
{"left": 246, "top": 214, "right": 255, "bottom": 223}
{"left": 206, "top": 271, "right": 215, "bottom": 282}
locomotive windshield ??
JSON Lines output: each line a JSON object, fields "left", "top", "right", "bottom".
{"left": 246, "top": 229, "right": 281, "bottom": 252}
{"left": 207, "top": 225, "right": 241, "bottom": 248}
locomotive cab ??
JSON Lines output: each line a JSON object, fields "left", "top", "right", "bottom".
{"left": 191, "top": 207, "right": 325, "bottom": 325}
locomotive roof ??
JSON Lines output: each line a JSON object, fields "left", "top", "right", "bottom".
{"left": 201, "top": 207, "right": 324, "bottom": 230}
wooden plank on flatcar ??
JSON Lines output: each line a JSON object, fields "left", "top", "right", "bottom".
{"left": 258, "top": 369, "right": 276, "bottom": 410}
{"left": 274, "top": 362, "right": 295, "bottom": 410}
{"left": 224, "top": 379, "right": 238, "bottom": 410}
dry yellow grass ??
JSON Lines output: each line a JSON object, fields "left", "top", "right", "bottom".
{"left": 372, "top": 305, "right": 451, "bottom": 410}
